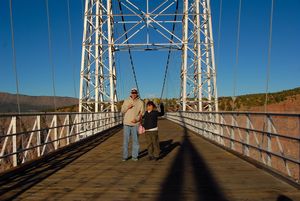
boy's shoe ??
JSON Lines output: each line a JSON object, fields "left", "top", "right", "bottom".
{"left": 122, "top": 158, "right": 128, "bottom": 162}
{"left": 148, "top": 156, "right": 154, "bottom": 161}
{"left": 132, "top": 157, "right": 138, "bottom": 161}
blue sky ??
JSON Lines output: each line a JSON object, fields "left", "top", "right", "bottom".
{"left": 0, "top": 0, "right": 299, "bottom": 100}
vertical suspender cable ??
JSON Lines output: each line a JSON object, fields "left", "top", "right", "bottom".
{"left": 233, "top": 0, "right": 242, "bottom": 111}
{"left": 117, "top": 0, "right": 140, "bottom": 96}
{"left": 113, "top": 1, "right": 125, "bottom": 100}
{"left": 216, "top": 0, "right": 223, "bottom": 68}
{"left": 215, "top": 0, "right": 223, "bottom": 113}
{"left": 45, "top": 0, "right": 57, "bottom": 111}
{"left": 112, "top": 0, "right": 120, "bottom": 99}
{"left": 264, "top": 0, "right": 274, "bottom": 113}
{"left": 67, "top": 0, "right": 77, "bottom": 98}
{"left": 80, "top": 0, "right": 85, "bottom": 21}
{"left": 160, "top": 0, "right": 179, "bottom": 101}
{"left": 262, "top": 0, "right": 274, "bottom": 156}
{"left": 9, "top": 0, "right": 21, "bottom": 114}
{"left": 81, "top": 0, "right": 85, "bottom": 17}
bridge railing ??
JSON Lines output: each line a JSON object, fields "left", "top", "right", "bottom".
{"left": 0, "top": 112, "right": 122, "bottom": 172}
{"left": 166, "top": 111, "right": 300, "bottom": 184}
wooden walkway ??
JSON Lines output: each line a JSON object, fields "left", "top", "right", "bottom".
{"left": 1, "top": 119, "right": 300, "bottom": 201}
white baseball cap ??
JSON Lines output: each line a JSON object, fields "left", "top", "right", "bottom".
{"left": 131, "top": 88, "right": 138, "bottom": 93}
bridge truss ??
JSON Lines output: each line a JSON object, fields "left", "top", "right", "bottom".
{"left": 79, "top": 0, "right": 218, "bottom": 112}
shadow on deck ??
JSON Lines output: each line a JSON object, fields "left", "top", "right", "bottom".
{"left": 158, "top": 134, "right": 227, "bottom": 200}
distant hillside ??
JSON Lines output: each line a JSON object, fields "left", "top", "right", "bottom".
{"left": 0, "top": 92, "right": 78, "bottom": 113}
{"left": 4, "top": 87, "right": 299, "bottom": 113}
{"left": 161, "top": 87, "right": 300, "bottom": 112}
{"left": 218, "top": 87, "right": 300, "bottom": 112}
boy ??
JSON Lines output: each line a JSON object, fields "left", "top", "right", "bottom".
{"left": 143, "top": 101, "right": 164, "bottom": 160}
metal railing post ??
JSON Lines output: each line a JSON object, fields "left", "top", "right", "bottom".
{"left": 201, "top": 112, "right": 205, "bottom": 137}
{"left": 37, "top": 115, "right": 41, "bottom": 157}
{"left": 95, "top": 113, "right": 98, "bottom": 133}
{"left": 91, "top": 113, "right": 94, "bottom": 135}
{"left": 66, "top": 115, "right": 70, "bottom": 145}
{"left": 100, "top": 113, "right": 103, "bottom": 132}
{"left": 76, "top": 114, "right": 80, "bottom": 142}
{"left": 53, "top": 115, "right": 58, "bottom": 150}
{"left": 231, "top": 114, "right": 235, "bottom": 150}
{"left": 12, "top": 116, "right": 17, "bottom": 167}
{"left": 267, "top": 115, "right": 272, "bottom": 167}
{"left": 197, "top": 113, "right": 201, "bottom": 134}
{"left": 245, "top": 114, "right": 250, "bottom": 157}
{"left": 220, "top": 114, "right": 224, "bottom": 146}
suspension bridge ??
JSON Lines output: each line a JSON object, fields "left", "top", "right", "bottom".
{"left": 1, "top": 0, "right": 300, "bottom": 200}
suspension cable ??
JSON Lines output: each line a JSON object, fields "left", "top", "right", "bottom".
{"left": 45, "top": 0, "right": 57, "bottom": 111}
{"left": 67, "top": 0, "right": 77, "bottom": 98}
{"left": 160, "top": 0, "right": 179, "bottom": 101}
{"left": 81, "top": 0, "right": 85, "bottom": 18}
{"left": 233, "top": 0, "right": 242, "bottom": 110}
{"left": 264, "top": 0, "right": 274, "bottom": 113}
{"left": 216, "top": 0, "right": 223, "bottom": 67}
{"left": 113, "top": 0, "right": 124, "bottom": 100}
{"left": 117, "top": 0, "right": 140, "bottom": 96}
{"left": 9, "top": 0, "right": 21, "bottom": 114}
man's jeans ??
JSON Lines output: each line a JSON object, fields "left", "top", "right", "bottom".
{"left": 123, "top": 125, "right": 139, "bottom": 159}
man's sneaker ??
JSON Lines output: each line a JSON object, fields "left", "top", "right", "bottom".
{"left": 122, "top": 158, "right": 128, "bottom": 162}
{"left": 132, "top": 157, "right": 138, "bottom": 161}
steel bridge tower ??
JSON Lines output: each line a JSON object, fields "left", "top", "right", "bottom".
{"left": 79, "top": 0, "right": 218, "bottom": 112}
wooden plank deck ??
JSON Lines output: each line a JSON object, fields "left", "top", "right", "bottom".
{"left": 1, "top": 119, "right": 300, "bottom": 201}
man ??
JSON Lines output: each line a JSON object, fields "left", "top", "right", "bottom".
{"left": 121, "top": 88, "right": 144, "bottom": 161}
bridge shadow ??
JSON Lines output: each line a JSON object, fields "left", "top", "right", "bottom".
{"left": 157, "top": 112, "right": 228, "bottom": 201}
{"left": 277, "top": 195, "right": 293, "bottom": 201}
{"left": 159, "top": 139, "right": 181, "bottom": 160}
{"left": 139, "top": 139, "right": 181, "bottom": 160}
{"left": 0, "top": 125, "right": 122, "bottom": 201}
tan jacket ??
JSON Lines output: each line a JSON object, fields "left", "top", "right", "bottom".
{"left": 121, "top": 97, "right": 144, "bottom": 126}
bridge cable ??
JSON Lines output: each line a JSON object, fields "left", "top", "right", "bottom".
{"left": 45, "top": 0, "right": 57, "bottom": 111}
{"left": 264, "top": 0, "right": 274, "bottom": 113}
{"left": 113, "top": 0, "right": 124, "bottom": 100}
{"left": 117, "top": 0, "right": 140, "bottom": 97}
{"left": 9, "top": 0, "right": 21, "bottom": 114}
{"left": 81, "top": 0, "right": 85, "bottom": 19}
{"left": 232, "top": 0, "right": 242, "bottom": 111}
{"left": 159, "top": 0, "right": 179, "bottom": 101}
{"left": 216, "top": 0, "right": 223, "bottom": 71}
{"left": 67, "top": 0, "right": 77, "bottom": 98}
{"left": 111, "top": 1, "right": 120, "bottom": 106}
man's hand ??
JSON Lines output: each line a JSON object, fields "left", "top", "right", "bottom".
{"left": 131, "top": 119, "right": 138, "bottom": 123}
{"left": 127, "top": 104, "right": 134, "bottom": 110}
